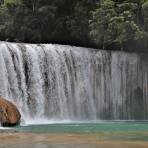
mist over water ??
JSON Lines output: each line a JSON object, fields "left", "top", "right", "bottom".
{"left": 0, "top": 42, "right": 148, "bottom": 123}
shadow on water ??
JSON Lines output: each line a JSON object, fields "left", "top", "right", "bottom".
{"left": 131, "top": 87, "right": 144, "bottom": 120}
{"left": 125, "top": 86, "right": 145, "bottom": 120}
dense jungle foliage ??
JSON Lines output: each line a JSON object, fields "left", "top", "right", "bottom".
{"left": 0, "top": 0, "right": 148, "bottom": 51}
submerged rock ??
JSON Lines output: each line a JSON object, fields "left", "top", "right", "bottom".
{"left": 0, "top": 97, "right": 21, "bottom": 127}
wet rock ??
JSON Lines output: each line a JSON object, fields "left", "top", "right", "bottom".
{"left": 0, "top": 97, "right": 21, "bottom": 127}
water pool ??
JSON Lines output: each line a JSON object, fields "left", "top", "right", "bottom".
{"left": 1, "top": 121, "right": 148, "bottom": 148}
{"left": 13, "top": 121, "right": 148, "bottom": 141}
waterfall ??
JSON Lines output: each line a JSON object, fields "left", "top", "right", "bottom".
{"left": 0, "top": 42, "right": 148, "bottom": 121}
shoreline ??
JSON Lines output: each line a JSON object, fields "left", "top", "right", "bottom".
{"left": 0, "top": 132, "right": 148, "bottom": 148}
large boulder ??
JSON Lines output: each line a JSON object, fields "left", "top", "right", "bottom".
{"left": 0, "top": 97, "right": 21, "bottom": 127}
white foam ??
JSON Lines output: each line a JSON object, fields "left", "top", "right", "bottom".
{"left": 23, "top": 118, "right": 108, "bottom": 125}
{"left": 0, "top": 126, "right": 11, "bottom": 130}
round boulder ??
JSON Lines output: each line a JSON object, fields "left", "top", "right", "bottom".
{"left": 0, "top": 97, "right": 21, "bottom": 127}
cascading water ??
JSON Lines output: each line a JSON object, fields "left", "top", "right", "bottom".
{"left": 0, "top": 42, "right": 148, "bottom": 122}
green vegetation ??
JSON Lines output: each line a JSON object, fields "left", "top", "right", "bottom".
{"left": 0, "top": 0, "right": 148, "bottom": 51}
{"left": 90, "top": 0, "right": 148, "bottom": 50}
{"left": 0, "top": 0, "right": 96, "bottom": 47}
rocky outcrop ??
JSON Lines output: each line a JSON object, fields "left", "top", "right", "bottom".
{"left": 0, "top": 97, "right": 21, "bottom": 127}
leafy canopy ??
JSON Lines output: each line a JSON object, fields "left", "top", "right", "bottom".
{"left": 90, "top": 0, "right": 148, "bottom": 50}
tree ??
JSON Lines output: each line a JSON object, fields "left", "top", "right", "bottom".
{"left": 142, "top": 0, "right": 148, "bottom": 32}
{"left": 90, "top": 0, "right": 116, "bottom": 49}
{"left": 90, "top": 0, "right": 148, "bottom": 50}
{"left": 0, "top": 0, "right": 147, "bottom": 51}
{"left": 0, "top": 0, "right": 96, "bottom": 46}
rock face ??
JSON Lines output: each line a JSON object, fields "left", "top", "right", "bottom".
{"left": 0, "top": 97, "right": 21, "bottom": 127}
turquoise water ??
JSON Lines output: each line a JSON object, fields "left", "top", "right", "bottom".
{"left": 12, "top": 121, "right": 148, "bottom": 141}
{"left": 15, "top": 121, "right": 148, "bottom": 133}
{"left": 1, "top": 121, "right": 148, "bottom": 148}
